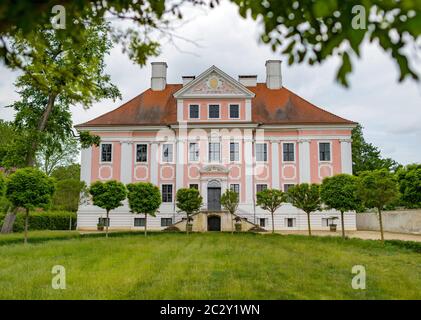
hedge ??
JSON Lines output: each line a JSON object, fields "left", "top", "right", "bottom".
{"left": 0, "top": 210, "right": 77, "bottom": 232}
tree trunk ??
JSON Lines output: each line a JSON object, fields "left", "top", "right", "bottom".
{"left": 306, "top": 212, "right": 312, "bottom": 236}
{"left": 378, "top": 208, "right": 384, "bottom": 242}
{"left": 340, "top": 211, "right": 345, "bottom": 239}
{"left": 105, "top": 210, "right": 109, "bottom": 238}
{"left": 271, "top": 211, "right": 275, "bottom": 234}
{"left": 25, "top": 93, "right": 57, "bottom": 166}
{"left": 144, "top": 213, "right": 147, "bottom": 237}
{"left": 1, "top": 207, "right": 17, "bottom": 234}
{"left": 231, "top": 212, "right": 234, "bottom": 235}
{"left": 24, "top": 208, "right": 29, "bottom": 244}
{"left": 186, "top": 213, "right": 190, "bottom": 235}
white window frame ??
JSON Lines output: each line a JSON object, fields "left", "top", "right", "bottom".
{"left": 283, "top": 183, "right": 295, "bottom": 192}
{"left": 229, "top": 104, "right": 240, "bottom": 119}
{"left": 282, "top": 142, "right": 296, "bottom": 163}
{"left": 189, "top": 142, "right": 200, "bottom": 162}
{"left": 135, "top": 143, "right": 148, "bottom": 163}
{"left": 161, "top": 184, "right": 174, "bottom": 203}
{"left": 188, "top": 104, "right": 200, "bottom": 120}
{"left": 255, "top": 143, "right": 268, "bottom": 162}
{"left": 285, "top": 218, "right": 296, "bottom": 228}
{"left": 255, "top": 184, "right": 268, "bottom": 194}
{"left": 208, "top": 104, "right": 220, "bottom": 119}
{"left": 229, "top": 141, "right": 240, "bottom": 162}
{"left": 161, "top": 143, "right": 174, "bottom": 163}
{"left": 100, "top": 142, "right": 113, "bottom": 164}
{"left": 208, "top": 142, "right": 221, "bottom": 163}
{"left": 318, "top": 141, "right": 332, "bottom": 163}
{"left": 230, "top": 183, "right": 240, "bottom": 195}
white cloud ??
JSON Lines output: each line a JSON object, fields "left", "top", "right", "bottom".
{"left": 0, "top": 1, "right": 420, "bottom": 165}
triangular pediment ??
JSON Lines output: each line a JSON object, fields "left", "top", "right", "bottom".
{"left": 173, "top": 65, "right": 255, "bottom": 99}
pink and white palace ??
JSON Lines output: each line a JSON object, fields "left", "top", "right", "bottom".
{"left": 75, "top": 60, "right": 357, "bottom": 231}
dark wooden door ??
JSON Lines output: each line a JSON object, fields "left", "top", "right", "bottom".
{"left": 208, "top": 215, "right": 221, "bottom": 231}
{"left": 207, "top": 187, "right": 221, "bottom": 211}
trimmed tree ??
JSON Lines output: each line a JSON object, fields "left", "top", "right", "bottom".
{"left": 396, "top": 164, "right": 421, "bottom": 208}
{"left": 127, "top": 182, "right": 161, "bottom": 236}
{"left": 287, "top": 183, "right": 321, "bottom": 236}
{"left": 176, "top": 188, "right": 203, "bottom": 234}
{"left": 320, "top": 174, "right": 360, "bottom": 239}
{"left": 5, "top": 167, "right": 55, "bottom": 244}
{"left": 357, "top": 169, "right": 399, "bottom": 242}
{"left": 88, "top": 180, "right": 127, "bottom": 238}
{"left": 256, "top": 189, "right": 286, "bottom": 233}
{"left": 220, "top": 189, "right": 239, "bottom": 233}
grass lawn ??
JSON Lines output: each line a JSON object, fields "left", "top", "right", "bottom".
{"left": 0, "top": 231, "right": 420, "bottom": 299}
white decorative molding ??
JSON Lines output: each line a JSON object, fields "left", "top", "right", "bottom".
{"left": 200, "top": 164, "right": 229, "bottom": 174}
{"left": 187, "top": 165, "right": 201, "bottom": 180}
{"left": 318, "top": 164, "right": 333, "bottom": 180}
{"left": 228, "top": 165, "right": 241, "bottom": 180}
{"left": 99, "top": 165, "right": 113, "bottom": 180}
{"left": 134, "top": 165, "right": 149, "bottom": 180}
{"left": 160, "top": 165, "right": 175, "bottom": 180}
{"left": 282, "top": 164, "right": 297, "bottom": 180}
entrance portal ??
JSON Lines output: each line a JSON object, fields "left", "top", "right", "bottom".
{"left": 207, "top": 215, "right": 221, "bottom": 231}
{"left": 207, "top": 180, "right": 221, "bottom": 211}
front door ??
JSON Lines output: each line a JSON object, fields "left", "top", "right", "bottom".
{"left": 207, "top": 187, "right": 221, "bottom": 211}
{"left": 208, "top": 215, "right": 221, "bottom": 231}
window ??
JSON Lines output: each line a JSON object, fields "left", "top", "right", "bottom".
{"left": 189, "top": 143, "right": 199, "bottom": 161}
{"left": 134, "top": 218, "right": 146, "bottom": 227}
{"left": 208, "top": 142, "right": 220, "bottom": 162}
{"left": 208, "top": 104, "right": 220, "bottom": 119}
{"left": 286, "top": 218, "right": 296, "bottom": 228}
{"left": 162, "top": 184, "right": 173, "bottom": 203}
{"left": 229, "top": 104, "right": 239, "bottom": 118}
{"left": 259, "top": 218, "right": 266, "bottom": 228}
{"left": 189, "top": 104, "right": 199, "bottom": 119}
{"left": 162, "top": 144, "right": 173, "bottom": 162}
{"left": 230, "top": 184, "right": 240, "bottom": 194}
{"left": 319, "top": 142, "right": 331, "bottom": 161}
{"left": 136, "top": 144, "right": 148, "bottom": 162}
{"left": 161, "top": 218, "right": 173, "bottom": 227}
{"left": 98, "top": 217, "right": 110, "bottom": 227}
{"left": 322, "top": 218, "right": 336, "bottom": 227}
{"left": 283, "top": 143, "right": 295, "bottom": 162}
{"left": 256, "top": 184, "right": 268, "bottom": 193}
{"left": 101, "top": 144, "right": 112, "bottom": 162}
{"left": 255, "top": 143, "right": 268, "bottom": 161}
{"left": 230, "top": 142, "right": 239, "bottom": 161}
{"left": 189, "top": 184, "right": 199, "bottom": 189}
{"left": 283, "top": 184, "right": 295, "bottom": 192}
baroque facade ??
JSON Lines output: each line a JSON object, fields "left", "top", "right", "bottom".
{"left": 76, "top": 60, "right": 356, "bottom": 231}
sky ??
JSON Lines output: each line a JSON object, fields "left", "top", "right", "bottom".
{"left": 0, "top": 1, "right": 420, "bottom": 165}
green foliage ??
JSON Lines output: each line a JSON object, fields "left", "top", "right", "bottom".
{"left": 287, "top": 183, "right": 321, "bottom": 214}
{"left": 0, "top": 172, "right": 4, "bottom": 197}
{"left": 352, "top": 124, "right": 399, "bottom": 175}
{"left": 357, "top": 169, "right": 399, "bottom": 211}
{"left": 126, "top": 182, "right": 161, "bottom": 216}
{"left": 89, "top": 180, "right": 127, "bottom": 213}
{"left": 256, "top": 189, "right": 286, "bottom": 213}
{"left": 5, "top": 167, "right": 55, "bottom": 210}
{"left": 0, "top": 211, "right": 77, "bottom": 232}
{"left": 396, "top": 164, "right": 421, "bottom": 208}
{"left": 51, "top": 163, "right": 81, "bottom": 180}
{"left": 79, "top": 131, "right": 101, "bottom": 148}
{"left": 0, "top": 120, "right": 31, "bottom": 169}
{"left": 220, "top": 189, "right": 239, "bottom": 215}
{"left": 52, "top": 179, "right": 85, "bottom": 212}
{"left": 176, "top": 188, "right": 203, "bottom": 215}
{"left": 231, "top": 0, "right": 421, "bottom": 86}
{"left": 321, "top": 174, "right": 360, "bottom": 213}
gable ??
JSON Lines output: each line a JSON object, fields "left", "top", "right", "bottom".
{"left": 173, "top": 66, "right": 255, "bottom": 99}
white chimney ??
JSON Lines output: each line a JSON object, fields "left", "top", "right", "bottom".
{"left": 238, "top": 75, "right": 257, "bottom": 87}
{"left": 265, "top": 60, "right": 282, "bottom": 89}
{"left": 151, "top": 62, "right": 167, "bottom": 91}
{"left": 182, "top": 76, "right": 195, "bottom": 86}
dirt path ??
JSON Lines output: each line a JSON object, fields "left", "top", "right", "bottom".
{"left": 276, "top": 230, "right": 421, "bottom": 242}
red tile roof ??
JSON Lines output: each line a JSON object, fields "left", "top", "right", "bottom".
{"left": 76, "top": 83, "right": 355, "bottom": 127}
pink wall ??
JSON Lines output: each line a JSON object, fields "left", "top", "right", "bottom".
{"left": 91, "top": 142, "right": 121, "bottom": 182}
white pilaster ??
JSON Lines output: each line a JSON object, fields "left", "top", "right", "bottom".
{"left": 245, "top": 99, "right": 252, "bottom": 121}
{"left": 150, "top": 142, "right": 159, "bottom": 185}
{"left": 176, "top": 138, "right": 185, "bottom": 190}
{"left": 120, "top": 141, "right": 133, "bottom": 184}
{"left": 340, "top": 139, "right": 353, "bottom": 174}
{"left": 298, "top": 139, "right": 311, "bottom": 183}
{"left": 80, "top": 146, "right": 92, "bottom": 186}
{"left": 177, "top": 99, "right": 184, "bottom": 122}
{"left": 271, "top": 141, "right": 280, "bottom": 189}
{"left": 244, "top": 129, "right": 254, "bottom": 203}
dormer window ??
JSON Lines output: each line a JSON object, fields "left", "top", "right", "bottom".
{"left": 189, "top": 104, "right": 199, "bottom": 119}
{"left": 208, "top": 104, "right": 220, "bottom": 119}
